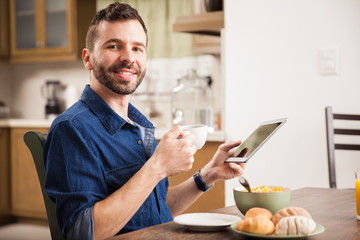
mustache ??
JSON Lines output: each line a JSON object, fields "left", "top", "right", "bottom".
{"left": 108, "top": 62, "right": 139, "bottom": 74}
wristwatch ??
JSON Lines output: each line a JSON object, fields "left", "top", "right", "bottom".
{"left": 193, "top": 169, "right": 213, "bottom": 192}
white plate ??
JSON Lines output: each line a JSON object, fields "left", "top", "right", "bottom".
{"left": 230, "top": 223, "right": 325, "bottom": 239}
{"left": 173, "top": 213, "right": 242, "bottom": 231}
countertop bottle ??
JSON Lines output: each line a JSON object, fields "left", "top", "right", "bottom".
{"left": 172, "top": 69, "right": 214, "bottom": 131}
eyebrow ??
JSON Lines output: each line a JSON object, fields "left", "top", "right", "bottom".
{"left": 103, "top": 38, "right": 146, "bottom": 49}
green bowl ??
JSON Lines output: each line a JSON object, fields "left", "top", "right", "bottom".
{"left": 233, "top": 186, "right": 291, "bottom": 215}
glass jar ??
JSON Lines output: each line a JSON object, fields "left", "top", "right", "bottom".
{"left": 172, "top": 69, "right": 214, "bottom": 131}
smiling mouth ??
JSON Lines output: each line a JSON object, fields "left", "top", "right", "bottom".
{"left": 113, "top": 69, "right": 137, "bottom": 81}
{"left": 116, "top": 70, "right": 134, "bottom": 75}
{"left": 109, "top": 62, "right": 139, "bottom": 79}
{"left": 114, "top": 67, "right": 138, "bottom": 75}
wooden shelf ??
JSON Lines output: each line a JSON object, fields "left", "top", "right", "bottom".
{"left": 193, "top": 34, "right": 221, "bottom": 55}
{"left": 173, "top": 11, "right": 224, "bottom": 36}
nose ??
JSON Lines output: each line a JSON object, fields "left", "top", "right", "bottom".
{"left": 119, "top": 46, "right": 135, "bottom": 64}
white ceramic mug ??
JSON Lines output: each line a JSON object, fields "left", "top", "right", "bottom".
{"left": 180, "top": 124, "right": 208, "bottom": 149}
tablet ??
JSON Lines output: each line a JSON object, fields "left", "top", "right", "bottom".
{"left": 225, "top": 118, "right": 287, "bottom": 163}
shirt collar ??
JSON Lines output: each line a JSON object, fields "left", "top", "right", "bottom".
{"left": 80, "top": 85, "right": 154, "bottom": 135}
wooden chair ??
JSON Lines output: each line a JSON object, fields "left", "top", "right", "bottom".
{"left": 24, "top": 131, "right": 64, "bottom": 240}
{"left": 325, "top": 106, "right": 360, "bottom": 188}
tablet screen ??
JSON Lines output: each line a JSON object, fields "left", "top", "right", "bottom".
{"left": 233, "top": 118, "right": 287, "bottom": 161}
{"left": 234, "top": 122, "right": 281, "bottom": 157}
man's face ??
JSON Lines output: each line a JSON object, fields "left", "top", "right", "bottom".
{"left": 89, "top": 20, "right": 147, "bottom": 95}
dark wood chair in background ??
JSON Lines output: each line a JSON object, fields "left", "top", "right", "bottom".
{"left": 325, "top": 106, "right": 360, "bottom": 188}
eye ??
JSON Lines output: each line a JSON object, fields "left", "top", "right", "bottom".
{"left": 108, "top": 45, "right": 118, "bottom": 49}
{"left": 134, "top": 46, "right": 146, "bottom": 53}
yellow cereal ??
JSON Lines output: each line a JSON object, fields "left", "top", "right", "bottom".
{"left": 242, "top": 186, "right": 284, "bottom": 193}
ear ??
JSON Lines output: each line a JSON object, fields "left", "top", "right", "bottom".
{"left": 82, "top": 48, "right": 93, "bottom": 70}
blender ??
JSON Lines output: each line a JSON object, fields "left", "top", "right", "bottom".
{"left": 41, "top": 80, "right": 62, "bottom": 120}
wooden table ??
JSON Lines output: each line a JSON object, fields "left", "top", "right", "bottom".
{"left": 111, "top": 188, "right": 359, "bottom": 240}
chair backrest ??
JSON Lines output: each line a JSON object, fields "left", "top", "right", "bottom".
{"left": 325, "top": 106, "right": 360, "bottom": 188}
{"left": 24, "top": 131, "right": 64, "bottom": 240}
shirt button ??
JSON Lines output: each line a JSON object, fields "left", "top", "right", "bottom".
{"left": 137, "top": 140, "right": 142, "bottom": 145}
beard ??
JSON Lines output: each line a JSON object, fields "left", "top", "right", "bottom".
{"left": 92, "top": 59, "right": 146, "bottom": 95}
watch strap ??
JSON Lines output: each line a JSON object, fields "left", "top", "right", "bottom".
{"left": 193, "top": 169, "right": 213, "bottom": 192}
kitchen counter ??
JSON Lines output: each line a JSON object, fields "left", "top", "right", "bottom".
{"left": 0, "top": 119, "right": 225, "bottom": 142}
{"left": 0, "top": 118, "right": 53, "bottom": 128}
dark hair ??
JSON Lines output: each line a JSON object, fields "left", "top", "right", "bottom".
{"left": 86, "top": 2, "right": 148, "bottom": 51}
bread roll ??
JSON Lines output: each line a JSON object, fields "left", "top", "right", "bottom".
{"left": 273, "top": 207, "right": 313, "bottom": 225}
{"left": 245, "top": 207, "right": 273, "bottom": 220}
{"left": 275, "top": 216, "right": 316, "bottom": 236}
{"left": 236, "top": 215, "right": 275, "bottom": 235}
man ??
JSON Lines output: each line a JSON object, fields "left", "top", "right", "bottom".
{"left": 43, "top": 3, "right": 245, "bottom": 240}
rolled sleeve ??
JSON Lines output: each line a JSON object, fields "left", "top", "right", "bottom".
{"left": 65, "top": 206, "right": 94, "bottom": 240}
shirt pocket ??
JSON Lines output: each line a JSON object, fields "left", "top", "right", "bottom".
{"left": 105, "top": 163, "right": 142, "bottom": 190}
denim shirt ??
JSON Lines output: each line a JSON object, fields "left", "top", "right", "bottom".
{"left": 43, "top": 85, "right": 173, "bottom": 238}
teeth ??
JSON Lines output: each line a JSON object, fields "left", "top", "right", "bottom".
{"left": 119, "top": 71, "right": 133, "bottom": 75}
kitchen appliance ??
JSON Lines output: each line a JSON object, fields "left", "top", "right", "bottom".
{"left": 41, "top": 80, "right": 62, "bottom": 120}
{"left": 63, "top": 84, "right": 79, "bottom": 109}
{"left": 172, "top": 69, "right": 214, "bottom": 131}
{"left": 0, "top": 101, "right": 10, "bottom": 118}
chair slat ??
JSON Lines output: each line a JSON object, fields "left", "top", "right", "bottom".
{"left": 334, "top": 144, "right": 360, "bottom": 151}
{"left": 334, "top": 129, "right": 360, "bottom": 135}
{"left": 333, "top": 113, "right": 360, "bottom": 120}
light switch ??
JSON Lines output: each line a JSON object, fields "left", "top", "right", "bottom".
{"left": 318, "top": 46, "right": 339, "bottom": 76}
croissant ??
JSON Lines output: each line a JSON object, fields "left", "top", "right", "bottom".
{"left": 245, "top": 207, "right": 273, "bottom": 220}
{"left": 236, "top": 215, "right": 275, "bottom": 235}
{"left": 273, "top": 206, "right": 313, "bottom": 225}
{"left": 275, "top": 216, "right": 316, "bottom": 236}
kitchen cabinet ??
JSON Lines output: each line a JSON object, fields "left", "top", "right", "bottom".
{"left": 0, "top": 0, "right": 9, "bottom": 58}
{"left": 1, "top": 126, "right": 49, "bottom": 222}
{"left": 0, "top": 128, "right": 11, "bottom": 224}
{"left": 9, "top": 0, "right": 96, "bottom": 63}
{"left": 10, "top": 127, "right": 49, "bottom": 219}
{"left": 168, "top": 141, "right": 225, "bottom": 213}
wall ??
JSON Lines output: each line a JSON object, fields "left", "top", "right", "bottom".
{"left": 224, "top": 0, "right": 360, "bottom": 206}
